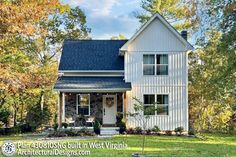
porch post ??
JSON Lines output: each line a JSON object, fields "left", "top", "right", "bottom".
{"left": 58, "top": 92, "right": 62, "bottom": 128}
{"left": 122, "top": 92, "right": 127, "bottom": 123}
{"left": 62, "top": 92, "right": 65, "bottom": 122}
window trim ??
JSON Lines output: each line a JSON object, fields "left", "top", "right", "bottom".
{"left": 76, "top": 94, "right": 90, "bottom": 116}
{"left": 143, "top": 94, "right": 169, "bottom": 116}
{"left": 143, "top": 54, "right": 169, "bottom": 76}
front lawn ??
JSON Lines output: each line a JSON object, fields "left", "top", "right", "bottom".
{"left": 0, "top": 134, "right": 235, "bottom": 157}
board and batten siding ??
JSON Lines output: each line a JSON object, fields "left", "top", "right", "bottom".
{"left": 124, "top": 17, "right": 188, "bottom": 131}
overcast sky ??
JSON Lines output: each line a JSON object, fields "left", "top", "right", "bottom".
{"left": 61, "top": 0, "right": 142, "bottom": 39}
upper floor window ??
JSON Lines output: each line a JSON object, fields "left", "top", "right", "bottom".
{"left": 143, "top": 54, "right": 168, "bottom": 75}
{"left": 156, "top": 54, "right": 168, "bottom": 75}
{"left": 143, "top": 55, "right": 155, "bottom": 75}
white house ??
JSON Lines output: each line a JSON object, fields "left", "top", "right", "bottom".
{"left": 54, "top": 13, "right": 193, "bottom": 132}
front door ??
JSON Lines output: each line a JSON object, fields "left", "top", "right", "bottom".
{"left": 103, "top": 95, "right": 117, "bottom": 125}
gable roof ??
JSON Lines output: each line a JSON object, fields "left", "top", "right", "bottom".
{"left": 120, "top": 13, "right": 194, "bottom": 54}
{"left": 59, "top": 40, "right": 127, "bottom": 71}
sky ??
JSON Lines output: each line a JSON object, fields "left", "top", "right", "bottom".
{"left": 61, "top": 0, "right": 142, "bottom": 39}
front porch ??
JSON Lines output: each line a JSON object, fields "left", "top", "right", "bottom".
{"left": 57, "top": 92, "right": 127, "bottom": 128}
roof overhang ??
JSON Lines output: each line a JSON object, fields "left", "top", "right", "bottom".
{"left": 119, "top": 13, "right": 194, "bottom": 55}
{"left": 54, "top": 76, "right": 131, "bottom": 92}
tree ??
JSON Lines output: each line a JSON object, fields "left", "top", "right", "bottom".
{"left": 127, "top": 97, "right": 155, "bottom": 155}
{"left": 187, "top": 0, "right": 236, "bottom": 132}
{"left": 0, "top": 1, "right": 90, "bottom": 128}
{"left": 111, "top": 34, "right": 127, "bottom": 40}
{"left": 189, "top": 30, "right": 235, "bottom": 132}
{"left": 136, "top": 0, "right": 199, "bottom": 31}
{"left": 26, "top": 103, "right": 51, "bottom": 131}
{"left": 0, "top": 105, "right": 11, "bottom": 127}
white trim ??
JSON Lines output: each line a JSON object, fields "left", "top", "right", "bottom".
{"left": 59, "top": 70, "right": 124, "bottom": 73}
{"left": 62, "top": 74, "right": 124, "bottom": 77}
{"left": 54, "top": 88, "right": 131, "bottom": 92}
{"left": 120, "top": 13, "right": 193, "bottom": 54}
{"left": 62, "top": 93, "right": 65, "bottom": 122}
{"left": 76, "top": 94, "right": 90, "bottom": 116}
{"left": 57, "top": 92, "right": 60, "bottom": 127}
{"left": 186, "top": 52, "right": 189, "bottom": 131}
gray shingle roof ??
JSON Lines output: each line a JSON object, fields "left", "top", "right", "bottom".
{"left": 59, "top": 40, "right": 128, "bottom": 71}
{"left": 54, "top": 76, "right": 131, "bottom": 91}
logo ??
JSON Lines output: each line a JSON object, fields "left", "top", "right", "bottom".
{"left": 1, "top": 141, "right": 16, "bottom": 156}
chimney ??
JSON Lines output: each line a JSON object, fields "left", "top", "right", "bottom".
{"left": 181, "top": 31, "right": 187, "bottom": 40}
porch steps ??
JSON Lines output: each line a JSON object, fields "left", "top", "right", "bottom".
{"left": 100, "top": 127, "right": 119, "bottom": 135}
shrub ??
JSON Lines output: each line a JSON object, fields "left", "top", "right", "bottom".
{"left": 152, "top": 125, "right": 160, "bottom": 133}
{"left": 188, "top": 128, "right": 196, "bottom": 135}
{"left": 146, "top": 129, "right": 152, "bottom": 135}
{"left": 116, "top": 112, "right": 123, "bottom": 124}
{"left": 126, "top": 128, "right": 135, "bottom": 134}
{"left": 0, "top": 106, "right": 11, "bottom": 127}
{"left": 26, "top": 104, "right": 51, "bottom": 131}
{"left": 165, "top": 130, "right": 172, "bottom": 136}
{"left": 134, "top": 127, "right": 142, "bottom": 134}
{"left": 64, "top": 129, "right": 77, "bottom": 136}
{"left": 18, "top": 123, "right": 32, "bottom": 133}
{"left": 117, "top": 121, "right": 126, "bottom": 134}
{"left": 174, "top": 126, "right": 184, "bottom": 135}
{"left": 53, "top": 123, "right": 58, "bottom": 131}
{"left": 74, "top": 127, "right": 95, "bottom": 136}
{"left": 93, "top": 119, "right": 101, "bottom": 134}
{"left": 62, "top": 123, "right": 68, "bottom": 129}
{"left": 48, "top": 130, "right": 67, "bottom": 137}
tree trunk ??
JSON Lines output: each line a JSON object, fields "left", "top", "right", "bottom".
{"left": 20, "top": 102, "right": 24, "bottom": 122}
{"left": 13, "top": 104, "right": 18, "bottom": 127}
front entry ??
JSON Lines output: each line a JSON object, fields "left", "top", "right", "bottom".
{"left": 103, "top": 95, "right": 117, "bottom": 125}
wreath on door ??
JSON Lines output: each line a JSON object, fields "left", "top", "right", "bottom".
{"left": 106, "top": 97, "right": 114, "bottom": 108}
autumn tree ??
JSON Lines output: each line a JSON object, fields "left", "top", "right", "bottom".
{"left": 188, "top": 0, "right": 236, "bottom": 132}
{"left": 0, "top": 0, "right": 90, "bottom": 129}
{"left": 136, "top": 0, "right": 199, "bottom": 31}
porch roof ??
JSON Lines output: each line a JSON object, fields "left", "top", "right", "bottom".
{"left": 53, "top": 76, "right": 131, "bottom": 92}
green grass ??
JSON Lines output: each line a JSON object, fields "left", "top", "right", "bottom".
{"left": 0, "top": 134, "right": 235, "bottom": 157}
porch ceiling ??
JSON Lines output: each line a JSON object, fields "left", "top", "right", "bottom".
{"left": 53, "top": 76, "right": 131, "bottom": 92}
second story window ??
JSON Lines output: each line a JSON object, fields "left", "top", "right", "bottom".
{"left": 156, "top": 54, "right": 168, "bottom": 75}
{"left": 143, "top": 54, "right": 168, "bottom": 76}
{"left": 143, "top": 54, "right": 155, "bottom": 75}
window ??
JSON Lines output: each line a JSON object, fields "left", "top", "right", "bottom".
{"left": 156, "top": 95, "right": 168, "bottom": 115}
{"left": 156, "top": 55, "right": 168, "bottom": 75}
{"left": 143, "top": 94, "right": 169, "bottom": 116}
{"left": 143, "top": 95, "right": 155, "bottom": 115}
{"left": 143, "top": 54, "right": 168, "bottom": 75}
{"left": 77, "top": 94, "right": 90, "bottom": 116}
{"left": 143, "top": 55, "right": 155, "bottom": 75}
